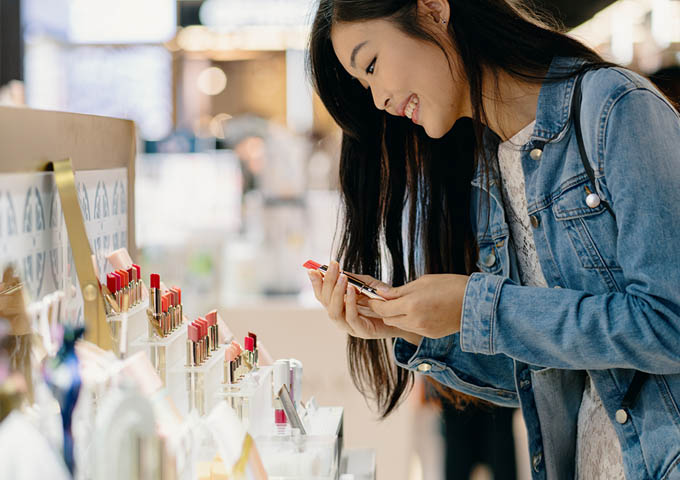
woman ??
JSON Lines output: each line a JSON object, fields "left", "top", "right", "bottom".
{"left": 306, "top": 0, "right": 680, "bottom": 479}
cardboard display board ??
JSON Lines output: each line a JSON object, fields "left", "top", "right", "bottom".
{"left": 0, "top": 106, "right": 136, "bottom": 253}
{"left": 0, "top": 106, "right": 136, "bottom": 342}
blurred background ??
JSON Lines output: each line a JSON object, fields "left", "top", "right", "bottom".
{"left": 0, "top": 1, "right": 678, "bottom": 479}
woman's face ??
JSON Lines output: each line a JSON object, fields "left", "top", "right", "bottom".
{"left": 331, "top": 18, "right": 468, "bottom": 139}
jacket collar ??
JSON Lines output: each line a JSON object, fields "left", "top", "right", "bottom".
{"left": 532, "top": 56, "right": 586, "bottom": 141}
{"left": 471, "top": 56, "right": 586, "bottom": 188}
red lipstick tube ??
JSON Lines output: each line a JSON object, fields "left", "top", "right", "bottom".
{"left": 244, "top": 335, "right": 255, "bottom": 367}
{"left": 149, "top": 274, "right": 162, "bottom": 336}
{"left": 106, "top": 273, "right": 119, "bottom": 308}
{"left": 248, "top": 332, "right": 258, "bottom": 366}
{"left": 303, "top": 259, "right": 385, "bottom": 300}
{"left": 126, "top": 267, "right": 136, "bottom": 306}
{"left": 112, "top": 271, "right": 123, "bottom": 310}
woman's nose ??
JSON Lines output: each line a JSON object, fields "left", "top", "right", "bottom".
{"left": 371, "top": 87, "right": 391, "bottom": 111}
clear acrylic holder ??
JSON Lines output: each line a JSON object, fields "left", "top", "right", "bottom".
{"left": 214, "top": 366, "right": 273, "bottom": 434}
{"left": 107, "top": 299, "right": 149, "bottom": 357}
{"left": 131, "top": 321, "right": 187, "bottom": 388}
{"left": 254, "top": 407, "right": 344, "bottom": 480}
{"left": 169, "top": 344, "right": 226, "bottom": 416}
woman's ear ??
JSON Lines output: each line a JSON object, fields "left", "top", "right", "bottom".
{"left": 417, "top": 0, "right": 450, "bottom": 25}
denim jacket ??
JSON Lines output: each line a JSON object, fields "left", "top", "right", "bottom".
{"left": 393, "top": 57, "right": 680, "bottom": 479}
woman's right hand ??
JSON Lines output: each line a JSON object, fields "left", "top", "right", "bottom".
{"left": 307, "top": 261, "right": 423, "bottom": 345}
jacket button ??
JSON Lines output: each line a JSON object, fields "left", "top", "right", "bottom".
{"left": 532, "top": 452, "right": 543, "bottom": 472}
{"left": 616, "top": 409, "right": 628, "bottom": 424}
{"left": 520, "top": 379, "right": 531, "bottom": 390}
{"left": 530, "top": 215, "right": 540, "bottom": 228}
{"left": 417, "top": 363, "right": 432, "bottom": 373}
{"left": 530, "top": 148, "right": 543, "bottom": 161}
{"left": 483, "top": 252, "right": 496, "bottom": 267}
{"left": 586, "top": 192, "right": 601, "bottom": 208}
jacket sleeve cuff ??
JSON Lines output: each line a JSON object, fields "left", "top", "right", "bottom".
{"left": 393, "top": 335, "right": 457, "bottom": 373}
{"left": 460, "top": 272, "right": 505, "bottom": 355}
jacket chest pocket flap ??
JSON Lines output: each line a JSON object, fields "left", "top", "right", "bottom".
{"left": 551, "top": 181, "right": 621, "bottom": 271}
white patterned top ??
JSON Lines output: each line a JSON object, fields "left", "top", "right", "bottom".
{"left": 497, "top": 122, "right": 625, "bottom": 480}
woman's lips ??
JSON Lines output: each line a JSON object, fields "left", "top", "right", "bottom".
{"left": 397, "top": 93, "right": 417, "bottom": 117}
{"left": 411, "top": 102, "right": 420, "bottom": 124}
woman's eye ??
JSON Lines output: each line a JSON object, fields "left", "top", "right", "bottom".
{"left": 365, "top": 57, "right": 376, "bottom": 75}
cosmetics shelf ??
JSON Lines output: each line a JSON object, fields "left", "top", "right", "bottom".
{"left": 169, "top": 343, "right": 227, "bottom": 416}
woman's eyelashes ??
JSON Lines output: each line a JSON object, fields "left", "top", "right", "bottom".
{"left": 365, "top": 57, "right": 376, "bottom": 75}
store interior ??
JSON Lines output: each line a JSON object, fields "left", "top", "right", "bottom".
{"left": 0, "top": 0, "right": 678, "bottom": 479}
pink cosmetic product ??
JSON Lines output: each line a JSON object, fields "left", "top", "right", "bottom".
{"left": 231, "top": 340, "right": 243, "bottom": 356}
{"left": 187, "top": 324, "right": 200, "bottom": 367}
{"left": 107, "top": 248, "right": 134, "bottom": 270}
{"left": 168, "top": 290, "right": 178, "bottom": 330}
{"left": 273, "top": 359, "right": 290, "bottom": 431}
{"left": 206, "top": 310, "right": 218, "bottom": 351}
{"left": 197, "top": 318, "right": 209, "bottom": 360}
{"left": 199, "top": 316, "right": 212, "bottom": 352}
{"left": 224, "top": 345, "right": 239, "bottom": 386}
{"left": 191, "top": 320, "right": 205, "bottom": 364}
{"left": 171, "top": 287, "right": 183, "bottom": 328}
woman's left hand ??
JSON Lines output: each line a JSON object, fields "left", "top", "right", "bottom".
{"left": 368, "top": 274, "right": 469, "bottom": 339}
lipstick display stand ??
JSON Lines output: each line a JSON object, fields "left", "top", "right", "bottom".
{"left": 169, "top": 344, "right": 227, "bottom": 416}
{"left": 106, "top": 299, "right": 149, "bottom": 357}
{"left": 131, "top": 322, "right": 188, "bottom": 389}
{"left": 215, "top": 366, "right": 274, "bottom": 433}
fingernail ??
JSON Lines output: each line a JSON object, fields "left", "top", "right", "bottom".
{"left": 336, "top": 273, "right": 344, "bottom": 285}
{"left": 307, "top": 270, "right": 315, "bottom": 280}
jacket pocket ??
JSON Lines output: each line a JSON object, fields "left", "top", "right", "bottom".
{"left": 551, "top": 180, "right": 621, "bottom": 271}
{"left": 475, "top": 227, "right": 508, "bottom": 275}
{"left": 475, "top": 239, "right": 501, "bottom": 274}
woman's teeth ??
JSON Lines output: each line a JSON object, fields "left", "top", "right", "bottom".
{"left": 405, "top": 95, "right": 419, "bottom": 119}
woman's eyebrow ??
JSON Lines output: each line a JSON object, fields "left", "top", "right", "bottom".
{"left": 350, "top": 41, "right": 369, "bottom": 69}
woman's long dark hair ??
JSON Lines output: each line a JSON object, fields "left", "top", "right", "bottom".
{"left": 308, "top": 0, "right": 609, "bottom": 417}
